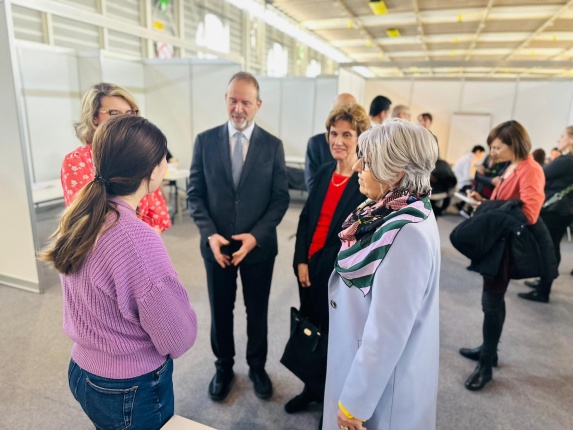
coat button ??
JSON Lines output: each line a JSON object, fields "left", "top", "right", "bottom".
{"left": 330, "top": 300, "right": 337, "bottom": 309}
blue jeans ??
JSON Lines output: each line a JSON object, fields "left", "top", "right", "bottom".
{"left": 68, "top": 358, "right": 174, "bottom": 430}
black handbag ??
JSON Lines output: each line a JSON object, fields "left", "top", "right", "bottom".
{"left": 280, "top": 306, "right": 328, "bottom": 395}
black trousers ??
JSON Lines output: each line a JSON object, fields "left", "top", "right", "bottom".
{"left": 204, "top": 257, "right": 275, "bottom": 372}
{"left": 540, "top": 211, "right": 573, "bottom": 267}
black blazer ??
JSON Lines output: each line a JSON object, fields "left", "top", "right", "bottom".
{"left": 294, "top": 162, "right": 365, "bottom": 276}
{"left": 187, "top": 123, "right": 290, "bottom": 264}
{"left": 304, "top": 132, "right": 334, "bottom": 192}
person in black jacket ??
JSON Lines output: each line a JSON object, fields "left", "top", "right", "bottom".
{"left": 285, "top": 103, "right": 370, "bottom": 415}
{"left": 520, "top": 126, "right": 573, "bottom": 302}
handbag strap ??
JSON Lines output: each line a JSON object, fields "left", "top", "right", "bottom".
{"left": 543, "top": 183, "right": 573, "bottom": 208}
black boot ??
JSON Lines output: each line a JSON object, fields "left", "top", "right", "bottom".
{"left": 459, "top": 345, "right": 498, "bottom": 367}
{"left": 518, "top": 279, "right": 551, "bottom": 303}
{"left": 523, "top": 279, "right": 540, "bottom": 288}
{"left": 284, "top": 386, "right": 318, "bottom": 413}
{"left": 465, "top": 356, "right": 493, "bottom": 391}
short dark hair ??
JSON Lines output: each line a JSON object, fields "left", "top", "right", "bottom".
{"left": 228, "top": 71, "right": 260, "bottom": 101}
{"left": 532, "top": 148, "right": 546, "bottom": 165}
{"left": 487, "top": 120, "right": 531, "bottom": 161}
{"left": 369, "top": 95, "right": 392, "bottom": 117}
{"left": 419, "top": 112, "right": 433, "bottom": 123}
{"left": 472, "top": 145, "right": 485, "bottom": 153}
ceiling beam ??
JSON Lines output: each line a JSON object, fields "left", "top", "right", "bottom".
{"left": 340, "top": 60, "right": 573, "bottom": 69}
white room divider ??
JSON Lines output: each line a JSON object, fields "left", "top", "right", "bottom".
{"left": 0, "top": 0, "right": 42, "bottom": 293}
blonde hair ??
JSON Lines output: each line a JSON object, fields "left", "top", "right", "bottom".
{"left": 358, "top": 119, "right": 438, "bottom": 194}
{"left": 74, "top": 83, "right": 139, "bottom": 144}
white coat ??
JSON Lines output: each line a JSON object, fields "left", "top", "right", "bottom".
{"left": 323, "top": 214, "right": 440, "bottom": 430}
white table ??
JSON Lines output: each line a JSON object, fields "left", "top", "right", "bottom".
{"left": 32, "top": 179, "right": 64, "bottom": 206}
{"left": 163, "top": 168, "right": 189, "bottom": 223}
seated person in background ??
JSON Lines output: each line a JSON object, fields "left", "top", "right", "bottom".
{"left": 430, "top": 158, "right": 457, "bottom": 216}
{"left": 453, "top": 145, "right": 486, "bottom": 197}
{"left": 61, "top": 82, "right": 171, "bottom": 233}
{"left": 42, "top": 115, "right": 198, "bottom": 429}
{"left": 166, "top": 148, "right": 179, "bottom": 167}
{"left": 304, "top": 93, "right": 357, "bottom": 192}
{"left": 550, "top": 147, "right": 562, "bottom": 162}
{"left": 474, "top": 146, "right": 510, "bottom": 200}
{"left": 287, "top": 103, "right": 370, "bottom": 415}
{"left": 391, "top": 104, "right": 411, "bottom": 120}
{"left": 532, "top": 148, "right": 546, "bottom": 166}
{"left": 369, "top": 95, "right": 392, "bottom": 127}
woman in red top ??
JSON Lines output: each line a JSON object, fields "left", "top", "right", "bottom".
{"left": 286, "top": 104, "right": 370, "bottom": 415}
{"left": 61, "top": 83, "right": 171, "bottom": 233}
{"left": 460, "top": 121, "right": 545, "bottom": 391}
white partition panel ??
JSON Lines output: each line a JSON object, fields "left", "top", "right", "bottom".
{"left": 280, "top": 78, "right": 316, "bottom": 158}
{"left": 0, "top": 1, "right": 41, "bottom": 292}
{"left": 410, "top": 80, "right": 463, "bottom": 157}
{"left": 313, "top": 76, "right": 338, "bottom": 134}
{"left": 256, "top": 77, "right": 282, "bottom": 139}
{"left": 102, "top": 56, "right": 146, "bottom": 115}
{"left": 77, "top": 52, "right": 102, "bottom": 93}
{"left": 338, "top": 68, "right": 365, "bottom": 104}
{"left": 17, "top": 42, "right": 80, "bottom": 182}
{"left": 460, "top": 81, "right": 515, "bottom": 130}
{"left": 513, "top": 80, "right": 573, "bottom": 151}
{"left": 145, "top": 62, "right": 193, "bottom": 170}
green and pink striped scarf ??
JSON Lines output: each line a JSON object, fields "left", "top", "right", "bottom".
{"left": 334, "top": 190, "right": 432, "bottom": 296}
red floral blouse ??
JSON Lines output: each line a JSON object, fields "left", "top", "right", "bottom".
{"left": 60, "top": 145, "right": 172, "bottom": 232}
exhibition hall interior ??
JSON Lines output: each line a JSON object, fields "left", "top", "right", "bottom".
{"left": 1, "top": 0, "right": 572, "bottom": 429}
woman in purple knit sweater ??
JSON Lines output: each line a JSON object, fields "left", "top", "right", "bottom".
{"left": 41, "top": 115, "right": 198, "bottom": 429}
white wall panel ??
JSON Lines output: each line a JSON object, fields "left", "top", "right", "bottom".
{"left": 18, "top": 43, "right": 80, "bottom": 182}
{"left": 338, "top": 69, "right": 365, "bottom": 105}
{"left": 101, "top": 56, "right": 146, "bottom": 114}
{"left": 513, "top": 81, "right": 573, "bottom": 152}
{"left": 144, "top": 62, "right": 193, "bottom": 170}
{"left": 313, "top": 77, "right": 338, "bottom": 134}
{"left": 279, "top": 78, "right": 315, "bottom": 158}
{"left": 460, "top": 81, "right": 515, "bottom": 130}
{"left": 256, "top": 77, "right": 282, "bottom": 139}
{"left": 410, "top": 80, "right": 463, "bottom": 158}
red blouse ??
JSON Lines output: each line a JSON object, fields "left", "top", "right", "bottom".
{"left": 60, "top": 145, "right": 172, "bottom": 232}
{"left": 308, "top": 173, "right": 349, "bottom": 260}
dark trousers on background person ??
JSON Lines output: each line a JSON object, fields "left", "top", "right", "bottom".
{"left": 481, "top": 247, "right": 511, "bottom": 360}
{"left": 204, "top": 257, "right": 275, "bottom": 373}
{"left": 541, "top": 210, "right": 573, "bottom": 266}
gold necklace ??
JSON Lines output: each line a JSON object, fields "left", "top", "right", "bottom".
{"left": 331, "top": 174, "right": 350, "bottom": 187}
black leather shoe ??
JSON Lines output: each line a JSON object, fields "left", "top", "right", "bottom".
{"left": 459, "top": 346, "right": 498, "bottom": 367}
{"left": 208, "top": 369, "right": 234, "bottom": 401}
{"left": 465, "top": 361, "right": 493, "bottom": 391}
{"left": 249, "top": 368, "right": 272, "bottom": 399}
{"left": 285, "top": 387, "right": 318, "bottom": 413}
{"left": 524, "top": 279, "right": 540, "bottom": 288}
{"left": 518, "top": 290, "right": 549, "bottom": 303}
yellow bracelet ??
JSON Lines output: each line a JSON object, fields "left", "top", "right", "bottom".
{"left": 338, "top": 401, "right": 366, "bottom": 422}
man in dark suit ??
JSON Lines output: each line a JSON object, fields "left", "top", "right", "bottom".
{"left": 187, "top": 72, "right": 290, "bottom": 402}
{"left": 304, "top": 93, "right": 357, "bottom": 192}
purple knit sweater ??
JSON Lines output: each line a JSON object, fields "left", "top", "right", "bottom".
{"left": 61, "top": 199, "right": 197, "bottom": 379}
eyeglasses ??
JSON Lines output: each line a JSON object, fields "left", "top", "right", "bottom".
{"left": 357, "top": 152, "right": 368, "bottom": 171}
{"left": 99, "top": 109, "right": 139, "bottom": 116}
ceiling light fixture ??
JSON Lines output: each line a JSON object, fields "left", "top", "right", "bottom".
{"left": 369, "top": 1, "right": 388, "bottom": 15}
{"left": 387, "top": 28, "right": 401, "bottom": 38}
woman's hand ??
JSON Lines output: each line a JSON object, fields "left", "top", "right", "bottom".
{"left": 337, "top": 410, "right": 366, "bottom": 430}
{"left": 467, "top": 190, "right": 485, "bottom": 209}
{"left": 297, "top": 263, "right": 311, "bottom": 287}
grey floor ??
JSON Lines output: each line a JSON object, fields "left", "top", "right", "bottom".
{"left": 1, "top": 197, "right": 572, "bottom": 430}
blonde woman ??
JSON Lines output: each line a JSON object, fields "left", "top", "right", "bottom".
{"left": 61, "top": 82, "right": 171, "bottom": 233}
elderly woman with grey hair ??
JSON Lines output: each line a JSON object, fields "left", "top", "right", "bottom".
{"left": 323, "top": 119, "right": 441, "bottom": 430}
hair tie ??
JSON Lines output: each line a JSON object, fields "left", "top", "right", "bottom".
{"left": 93, "top": 174, "right": 109, "bottom": 186}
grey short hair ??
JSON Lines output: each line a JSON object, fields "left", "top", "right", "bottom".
{"left": 358, "top": 119, "right": 438, "bottom": 194}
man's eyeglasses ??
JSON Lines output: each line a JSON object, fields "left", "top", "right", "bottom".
{"left": 99, "top": 109, "right": 139, "bottom": 117}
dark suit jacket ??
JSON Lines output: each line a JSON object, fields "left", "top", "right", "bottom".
{"left": 304, "top": 132, "right": 334, "bottom": 192}
{"left": 187, "top": 123, "right": 290, "bottom": 264}
{"left": 294, "top": 162, "right": 365, "bottom": 278}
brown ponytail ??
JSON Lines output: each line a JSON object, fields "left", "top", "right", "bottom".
{"left": 40, "top": 115, "right": 167, "bottom": 274}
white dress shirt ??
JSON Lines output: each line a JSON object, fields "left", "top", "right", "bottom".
{"left": 228, "top": 120, "right": 255, "bottom": 162}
